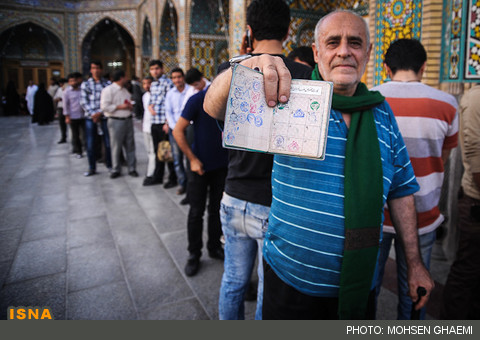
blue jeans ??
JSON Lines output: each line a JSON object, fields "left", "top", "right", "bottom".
{"left": 168, "top": 130, "right": 186, "bottom": 188}
{"left": 218, "top": 193, "right": 269, "bottom": 320}
{"left": 375, "top": 229, "right": 436, "bottom": 319}
{"left": 85, "top": 118, "right": 111, "bottom": 171}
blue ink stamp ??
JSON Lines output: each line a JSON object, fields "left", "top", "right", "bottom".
{"left": 255, "top": 115, "right": 263, "bottom": 127}
{"left": 247, "top": 114, "right": 255, "bottom": 124}
{"left": 226, "top": 132, "right": 235, "bottom": 144}
{"left": 258, "top": 104, "right": 265, "bottom": 115}
{"left": 234, "top": 87, "right": 244, "bottom": 99}
{"left": 240, "top": 101, "right": 249, "bottom": 112}
{"left": 238, "top": 113, "right": 247, "bottom": 123}
{"left": 230, "top": 98, "right": 240, "bottom": 109}
{"left": 274, "top": 135, "right": 285, "bottom": 148}
{"left": 293, "top": 109, "right": 305, "bottom": 118}
{"left": 252, "top": 80, "right": 261, "bottom": 92}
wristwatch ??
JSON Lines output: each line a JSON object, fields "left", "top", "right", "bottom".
{"left": 229, "top": 54, "right": 253, "bottom": 68}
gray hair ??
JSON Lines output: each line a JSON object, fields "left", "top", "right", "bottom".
{"left": 314, "top": 10, "right": 370, "bottom": 49}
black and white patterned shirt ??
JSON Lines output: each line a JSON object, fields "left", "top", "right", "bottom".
{"left": 80, "top": 77, "right": 111, "bottom": 118}
{"left": 149, "top": 74, "right": 173, "bottom": 124}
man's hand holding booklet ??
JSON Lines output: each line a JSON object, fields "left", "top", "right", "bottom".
{"left": 223, "top": 64, "right": 333, "bottom": 160}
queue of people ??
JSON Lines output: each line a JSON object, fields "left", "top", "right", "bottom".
{"left": 5, "top": 0, "right": 478, "bottom": 321}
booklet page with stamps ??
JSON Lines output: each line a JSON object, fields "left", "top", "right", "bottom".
{"left": 223, "top": 64, "right": 333, "bottom": 160}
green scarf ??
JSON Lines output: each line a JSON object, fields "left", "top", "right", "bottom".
{"left": 312, "top": 66, "right": 385, "bottom": 319}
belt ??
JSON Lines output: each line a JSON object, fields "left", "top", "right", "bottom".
{"left": 109, "top": 116, "right": 132, "bottom": 120}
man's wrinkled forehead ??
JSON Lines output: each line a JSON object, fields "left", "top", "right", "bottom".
{"left": 315, "top": 11, "right": 370, "bottom": 46}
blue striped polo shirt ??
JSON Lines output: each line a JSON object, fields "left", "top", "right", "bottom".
{"left": 263, "top": 101, "right": 419, "bottom": 297}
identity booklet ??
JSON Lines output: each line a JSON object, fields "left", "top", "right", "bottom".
{"left": 223, "top": 64, "right": 333, "bottom": 159}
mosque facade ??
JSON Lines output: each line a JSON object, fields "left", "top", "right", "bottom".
{"left": 1, "top": 0, "right": 478, "bottom": 95}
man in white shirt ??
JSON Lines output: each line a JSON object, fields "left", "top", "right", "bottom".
{"left": 54, "top": 78, "right": 68, "bottom": 143}
{"left": 100, "top": 69, "right": 137, "bottom": 179}
{"left": 165, "top": 68, "right": 190, "bottom": 195}
{"left": 141, "top": 76, "right": 159, "bottom": 186}
{"left": 47, "top": 77, "right": 59, "bottom": 99}
{"left": 26, "top": 80, "right": 38, "bottom": 116}
{"left": 184, "top": 68, "right": 211, "bottom": 108}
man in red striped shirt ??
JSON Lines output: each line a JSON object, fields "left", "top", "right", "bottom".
{"left": 372, "top": 39, "right": 458, "bottom": 319}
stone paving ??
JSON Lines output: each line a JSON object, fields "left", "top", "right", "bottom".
{"left": 0, "top": 116, "right": 452, "bottom": 320}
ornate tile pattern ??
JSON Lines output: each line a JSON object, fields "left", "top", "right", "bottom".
{"left": 190, "top": 0, "right": 228, "bottom": 77}
{"left": 466, "top": 0, "right": 480, "bottom": 79}
{"left": 0, "top": 9, "right": 64, "bottom": 39}
{"left": 287, "top": 0, "right": 369, "bottom": 15}
{"left": 160, "top": 0, "right": 177, "bottom": 51}
{"left": 66, "top": 13, "right": 79, "bottom": 73}
{"left": 142, "top": 17, "right": 152, "bottom": 57}
{"left": 441, "top": 0, "right": 464, "bottom": 80}
{"left": 77, "top": 10, "right": 137, "bottom": 46}
{"left": 191, "top": 38, "right": 215, "bottom": 79}
{"left": 374, "top": 0, "right": 422, "bottom": 85}
{"left": 230, "top": 0, "right": 245, "bottom": 56}
{"left": 159, "top": 50, "right": 178, "bottom": 74}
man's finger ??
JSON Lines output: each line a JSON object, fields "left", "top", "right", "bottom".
{"left": 262, "top": 63, "right": 279, "bottom": 107}
{"left": 275, "top": 60, "right": 292, "bottom": 104}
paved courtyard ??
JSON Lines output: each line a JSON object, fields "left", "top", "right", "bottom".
{"left": 0, "top": 116, "right": 452, "bottom": 320}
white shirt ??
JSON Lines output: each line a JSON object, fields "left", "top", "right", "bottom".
{"left": 142, "top": 91, "right": 152, "bottom": 133}
{"left": 165, "top": 84, "right": 191, "bottom": 129}
{"left": 54, "top": 86, "right": 64, "bottom": 109}
{"left": 26, "top": 84, "right": 38, "bottom": 114}
{"left": 100, "top": 82, "right": 132, "bottom": 118}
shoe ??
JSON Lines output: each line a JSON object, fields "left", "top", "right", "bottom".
{"left": 129, "top": 170, "right": 139, "bottom": 177}
{"left": 84, "top": 170, "right": 96, "bottom": 177}
{"left": 163, "top": 181, "right": 177, "bottom": 189}
{"left": 110, "top": 172, "right": 121, "bottom": 179}
{"left": 184, "top": 256, "right": 200, "bottom": 277}
{"left": 176, "top": 186, "right": 186, "bottom": 195}
{"left": 180, "top": 197, "right": 189, "bottom": 205}
{"left": 143, "top": 177, "right": 162, "bottom": 186}
{"left": 75, "top": 154, "right": 82, "bottom": 159}
{"left": 57, "top": 139, "right": 66, "bottom": 144}
{"left": 208, "top": 248, "right": 224, "bottom": 261}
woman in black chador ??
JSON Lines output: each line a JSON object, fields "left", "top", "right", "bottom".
{"left": 5, "top": 81, "right": 20, "bottom": 115}
{"left": 32, "top": 83, "right": 54, "bottom": 125}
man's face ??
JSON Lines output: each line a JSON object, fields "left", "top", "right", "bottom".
{"left": 312, "top": 12, "right": 371, "bottom": 96}
{"left": 68, "top": 78, "right": 76, "bottom": 88}
{"left": 90, "top": 64, "right": 103, "bottom": 79}
{"left": 171, "top": 72, "right": 185, "bottom": 89}
{"left": 191, "top": 80, "right": 204, "bottom": 92}
{"left": 149, "top": 65, "right": 163, "bottom": 80}
{"left": 142, "top": 79, "right": 152, "bottom": 92}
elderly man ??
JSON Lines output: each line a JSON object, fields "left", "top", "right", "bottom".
{"left": 100, "top": 69, "right": 137, "bottom": 179}
{"left": 204, "top": 10, "right": 434, "bottom": 320}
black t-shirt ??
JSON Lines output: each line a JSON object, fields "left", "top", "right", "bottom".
{"left": 217, "top": 55, "right": 312, "bottom": 206}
